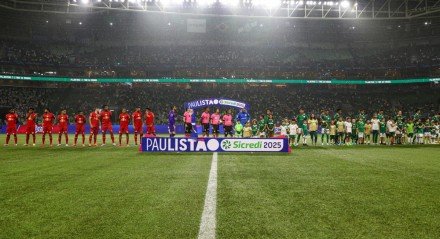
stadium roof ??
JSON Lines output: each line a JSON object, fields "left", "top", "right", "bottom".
{"left": 0, "top": 0, "right": 440, "bottom": 19}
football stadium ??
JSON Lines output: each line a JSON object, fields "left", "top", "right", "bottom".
{"left": 0, "top": 0, "right": 440, "bottom": 238}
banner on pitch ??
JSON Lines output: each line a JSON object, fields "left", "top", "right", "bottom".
{"left": 140, "top": 137, "right": 290, "bottom": 153}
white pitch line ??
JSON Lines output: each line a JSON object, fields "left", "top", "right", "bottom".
{"left": 198, "top": 152, "right": 218, "bottom": 239}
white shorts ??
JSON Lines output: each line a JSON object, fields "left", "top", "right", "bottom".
{"left": 358, "top": 132, "right": 364, "bottom": 138}
{"left": 380, "top": 133, "right": 386, "bottom": 137}
{"left": 321, "top": 128, "right": 329, "bottom": 134}
{"left": 297, "top": 128, "right": 303, "bottom": 134}
{"left": 424, "top": 132, "right": 431, "bottom": 137}
{"left": 418, "top": 133, "right": 424, "bottom": 138}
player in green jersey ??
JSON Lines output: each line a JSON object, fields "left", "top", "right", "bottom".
{"left": 258, "top": 115, "right": 266, "bottom": 138}
{"left": 320, "top": 110, "right": 331, "bottom": 145}
{"left": 301, "top": 120, "right": 309, "bottom": 146}
{"left": 413, "top": 109, "right": 421, "bottom": 122}
{"left": 377, "top": 109, "right": 385, "bottom": 121}
{"left": 251, "top": 119, "right": 258, "bottom": 137}
{"left": 296, "top": 108, "right": 308, "bottom": 145}
{"left": 356, "top": 119, "right": 366, "bottom": 144}
{"left": 357, "top": 109, "right": 367, "bottom": 122}
{"left": 266, "top": 114, "right": 275, "bottom": 138}
{"left": 333, "top": 109, "right": 342, "bottom": 121}
{"left": 432, "top": 112, "right": 440, "bottom": 123}
{"left": 379, "top": 118, "right": 387, "bottom": 145}
{"left": 415, "top": 119, "right": 424, "bottom": 144}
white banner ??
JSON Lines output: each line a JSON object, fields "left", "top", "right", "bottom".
{"left": 187, "top": 19, "right": 206, "bottom": 33}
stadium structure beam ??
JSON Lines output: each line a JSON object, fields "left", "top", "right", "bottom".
{"left": 1, "top": 0, "right": 440, "bottom": 19}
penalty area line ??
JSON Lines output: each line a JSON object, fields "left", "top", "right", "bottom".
{"left": 197, "top": 152, "right": 218, "bottom": 239}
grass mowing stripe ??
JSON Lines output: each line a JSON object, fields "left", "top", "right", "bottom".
{"left": 198, "top": 152, "right": 218, "bottom": 239}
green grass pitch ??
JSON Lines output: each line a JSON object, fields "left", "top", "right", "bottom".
{"left": 1, "top": 134, "right": 439, "bottom": 238}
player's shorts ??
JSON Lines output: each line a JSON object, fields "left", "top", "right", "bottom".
{"left": 321, "top": 128, "right": 329, "bottom": 134}
{"left": 147, "top": 125, "right": 155, "bottom": 134}
{"left": 6, "top": 126, "right": 17, "bottom": 135}
{"left": 424, "top": 132, "right": 431, "bottom": 137}
{"left": 101, "top": 124, "right": 113, "bottom": 133}
{"left": 90, "top": 126, "right": 99, "bottom": 135}
{"left": 358, "top": 132, "right": 364, "bottom": 138}
{"left": 43, "top": 125, "right": 53, "bottom": 134}
{"left": 202, "top": 123, "right": 210, "bottom": 133}
{"left": 417, "top": 133, "right": 424, "bottom": 138}
{"left": 59, "top": 124, "right": 68, "bottom": 133}
{"left": 407, "top": 133, "right": 414, "bottom": 138}
{"left": 76, "top": 125, "right": 85, "bottom": 134}
{"left": 119, "top": 125, "right": 129, "bottom": 134}
{"left": 185, "top": 123, "right": 192, "bottom": 134}
{"left": 26, "top": 125, "right": 35, "bottom": 134}
{"left": 289, "top": 134, "right": 296, "bottom": 139}
{"left": 168, "top": 124, "right": 175, "bottom": 133}
{"left": 380, "top": 133, "right": 386, "bottom": 137}
{"left": 297, "top": 128, "right": 303, "bottom": 134}
{"left": 224, "top": 126, "right": 233, "bottom": 135}
{"left": 134, "top": 124, "right": 143, "bottom": 134}
{"left": 212, "top": 124, "right": 219, "bottom": 134}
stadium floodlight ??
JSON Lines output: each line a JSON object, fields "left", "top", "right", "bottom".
{"left": 253, "top": 0, "right": 281, "bottom": 9}
{"left": 340, "top": 0, "right": 349, "bottom": 8}
{"left": 197, "top": 0, "right": 216, "bottom": 7}
{"left": 221, "top": 0, "right": 240, "bottom": 8}
{"left": 160, "top": 0, "right": 181, "bottom": 7}
{"left": 80, "top": 0, "right": 89, "bottom": 4}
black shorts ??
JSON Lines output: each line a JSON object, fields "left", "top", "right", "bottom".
{"left": 202, "top": 123, "right": 210, "bottom": 133}
{"left": 224, "top": 126, "right": 233, "bottom": 135}
{"left": 185, "top": 123, "right": 192, "bottom": 134}
{"left": 212, "top": 124, "right": 219, "bottom": 134}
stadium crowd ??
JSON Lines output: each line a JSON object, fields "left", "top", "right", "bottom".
{"left": 1, "top": 41, "right": 440, "bottom": 80}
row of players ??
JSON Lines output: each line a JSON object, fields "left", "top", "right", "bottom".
{"left": 3, "top": 106, "right": 440, "bottom": 147}
{"left": 193, "top": 108, "right": 440, "bottom": 146}
{"left": 3, "top": 105, "right": 155, "bottom": 147}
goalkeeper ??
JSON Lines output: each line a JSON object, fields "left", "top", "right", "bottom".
{"left": 234, "top": 121, "right": 244, "bottom": 138}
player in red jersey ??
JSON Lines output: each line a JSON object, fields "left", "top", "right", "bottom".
{"left": 57, "top": 109, "right": 69, "bottom": 146}
{"left": 145, "top": 108, "right": 156, "bottom": 136}
{"left": 4, "top": 109, "right": 18, "bottom": 146}
{"left": 42, "top": 108, "right": 55, "bottom": 147}
{"left": 100, "top": 105, "right": 116, "bottom": 146}
{"left": 24, "top": 108, "right": 37, "bottom": 146}
{"left": 89, "top": 108, "right": 100, "bottom": 146}
{"left": 74, "top": 111, "right": 87, "bottom": 147}
{"left": 132, "top": 107, "right": 143, "bottom": 145}
{"left": 119, "top": 108, "right": 131, "bottom": 146}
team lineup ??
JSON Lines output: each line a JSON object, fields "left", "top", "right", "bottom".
{"left": 3, "top": 105, "right": 440, "bottom": 147}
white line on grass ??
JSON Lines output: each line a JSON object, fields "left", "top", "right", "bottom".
{"left": 198, "top": 152, "right": 218, "bottom": 239}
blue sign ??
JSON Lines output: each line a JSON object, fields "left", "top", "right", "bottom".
{"left": 140, "top": 137, "right": 290, "bottom": 153}
{"left": 183, "top": 98, "right": 249, "bottom": 110}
